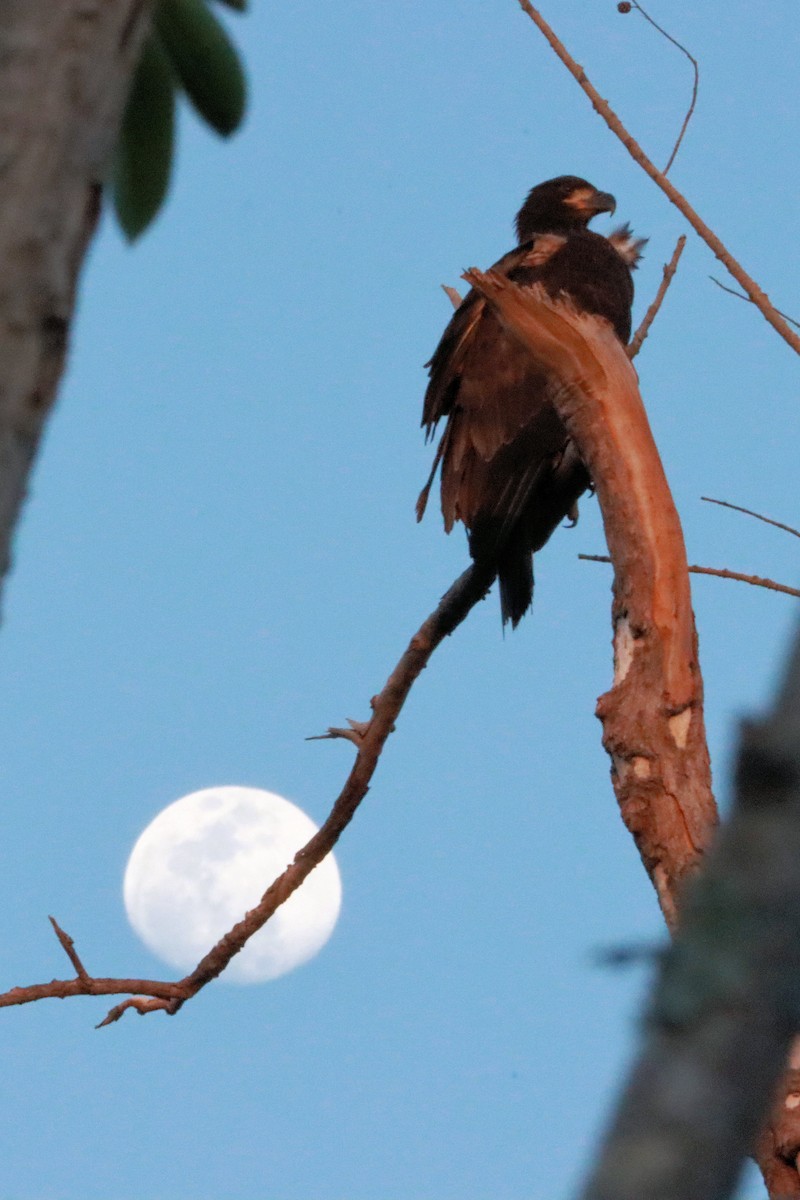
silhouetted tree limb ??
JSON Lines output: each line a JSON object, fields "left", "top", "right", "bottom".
{"left": 578, "top": 615, "right": 800, "bottom": 1200}
{"left": 0, "top": 0, "right": 153, "bottom": 607}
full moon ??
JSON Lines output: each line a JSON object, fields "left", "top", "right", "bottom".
{"left": 123, "top": 786, "right": 342, "bottom": 984}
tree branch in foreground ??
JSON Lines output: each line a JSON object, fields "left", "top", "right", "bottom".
{"left": 580, "top": 554, "right": 800, "bottom": 601}
{"left": 0, "top": 561, "right": 496, "bottom": 1024}
{"left": 462, "top": 268, "right": 717, "bottom": 927}
{"left": 0, "top": 1, "right": 153, "bottom": 606}
{"left": 513, "top": 0, "right": 800, "bottom": 357}
{"left": 577, "top": 615, "right": 800, "bottom": 1200}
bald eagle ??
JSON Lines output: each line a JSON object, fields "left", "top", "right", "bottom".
{"left": 417, "top": 175, "right": 644, "bottom": 627}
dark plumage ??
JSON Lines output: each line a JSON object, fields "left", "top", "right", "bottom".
{"left": 417, "top": 175, "right": 642, "bottom": 627}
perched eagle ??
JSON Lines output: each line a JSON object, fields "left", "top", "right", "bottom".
{"left": 417, "top": 175, "right": 644, "bottom": 627}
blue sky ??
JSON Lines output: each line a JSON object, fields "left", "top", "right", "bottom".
{"left": 1, "top": 1, "right": 798, "bottom": 1196}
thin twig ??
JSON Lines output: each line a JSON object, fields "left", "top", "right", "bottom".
{"left": 628, "top": 235, "right": 686, "bottom": 358}
{"left": 580, "top": 553, "right": 800, "bottom": 599}
{"left": 0, "top": 562, "right": 496, "bottom": 1024}
{"left": 513, "top": 0, "right": 800, "bottom": 356}
{"left": 709, "top": 276, "right": 800, "bottom": 331}
{"left": 701, "top": 497, "right": 800, "bottom": 541}
{"left": 623, "top": 1, "right": 698, "bottom": 176}
{"left": 96, "top": 996, "right": 179, "bottom": 1029}
{"left": 49, "top": 916, "right": 90, "bottom": 982}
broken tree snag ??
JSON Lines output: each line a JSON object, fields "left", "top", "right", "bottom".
{"left": 462, "top": 269, "right": 718, "bottom": 926}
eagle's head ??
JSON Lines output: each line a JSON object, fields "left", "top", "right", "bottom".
{"left": 515, "top": 176, "right": 617, "bottom": 244}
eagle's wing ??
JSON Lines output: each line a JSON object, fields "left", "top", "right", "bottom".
{"left": 419, "top": 235, "right": 573, "bottom": 527}
{"left": 421, "top": 242, "right": 531, "bottom": 433}
{"left": 418, "top": 224, "right": 637, "bottom": 625}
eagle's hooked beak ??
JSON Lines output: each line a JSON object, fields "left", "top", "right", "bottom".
{"left": 563, "top": 186, "right": 617, "bottom": 218}
{"left": 588, "top": 189, "right": 617, "bottom": 217}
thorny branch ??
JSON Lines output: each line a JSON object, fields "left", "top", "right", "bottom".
{"left": 0, "top": 562, "right": 496, "bottom": 1024}
{"left": 580, "top": 554, "right": 800, "bottom": 601}
{"left": 514, "top": 0, "right": 800, "bottom": 356}
{"left": 0, "top": 246, "right": 689, "bottom": 1024}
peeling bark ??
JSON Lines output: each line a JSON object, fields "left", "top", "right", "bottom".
{"left": 462, "top": 269, "right": 718, "bottom": 925}
{"left": 0, "top": 1, "right": 152, "bottom": 601}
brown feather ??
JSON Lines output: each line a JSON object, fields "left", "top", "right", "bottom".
{"left": 419, "top": 177, "right": 639, "bottom": 626}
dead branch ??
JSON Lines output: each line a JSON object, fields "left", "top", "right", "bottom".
{"left": 3, "top": 239, "right": 689, "bottom": 1022}
{"left": 709, "top": 276, "right": 800, "bottom": 332}
{"left": 620, "top": 2, "right": 699, "bottom": 176}
{"left": 577, "top": 615, "right": 800, "bottom": 1200}
{"left": 0, "top": 561, "right": 496, "bottom": 1022}
{"left": 628, "top": 236, "right": 686, "bottom": 359}
{"left": 463, "top": 268, "right": 717, "bottom": 927}
{"left": 701, "top": 496, "right": 800, "bottom": 540}
{"left": 49, "top": 916, "right": 90, "bottom": 982}
{"left": 580, "top": 554, "right": 800, "bottom": 601}
{"left": 513, "top": 0, "right": 800, "bottom": 357}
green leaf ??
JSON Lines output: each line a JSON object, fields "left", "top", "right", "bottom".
{"left": 213, "top": 0, "right": 248, "bottom": 11}
{"left": 156, "top": 0, "right": 247, "bottom": 137}
{"left": 112, "top": 33, "right": 176, "bottom": 241}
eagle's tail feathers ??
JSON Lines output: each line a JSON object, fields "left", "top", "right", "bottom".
{"left": 497, "top": 543, "right": 534, "bottom": 628}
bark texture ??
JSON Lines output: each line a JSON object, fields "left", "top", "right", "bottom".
{"left": 0, "top": 1, "right": 151, "bottom": 599}
{"left": 579, "top": 617, "right": 800, "bottom": 1200}
{"left": 462, "top": 270, "right": 717, "bottom": 925}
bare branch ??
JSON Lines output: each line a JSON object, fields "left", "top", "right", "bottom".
{"left": 0, "top": 975, "right": 181, "bottom": 1012}
{"left": 176, "top": 561, "right": 495, "bottom": 1001}
{"left": 701, "top": 496, "right": 800, "bottom": 540}
{"left": 621, "top": 2, "right": 699, "bottom": 176}
{"left": 709, "top": 276, "right": 800, "bottom": 331}
{"left": 49, "top": 916, "right": 90, "bottom": 982}
{"left": 628, "top": 236, "right": 686, "bottom": 359}
{"left": 0, "top": 561, "right": 496, "bottom": 1023}
{"left": 463, "top": 269, "right": 717, "bottom": 926}
{"left": 96, "top": 996, "right": 179, "bottom": 1029}
{"left": 580, "top": 553, "right": 800, "bottom": 600}
{"left": 513, "top": 0, "right": 800, "bottom": 356}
